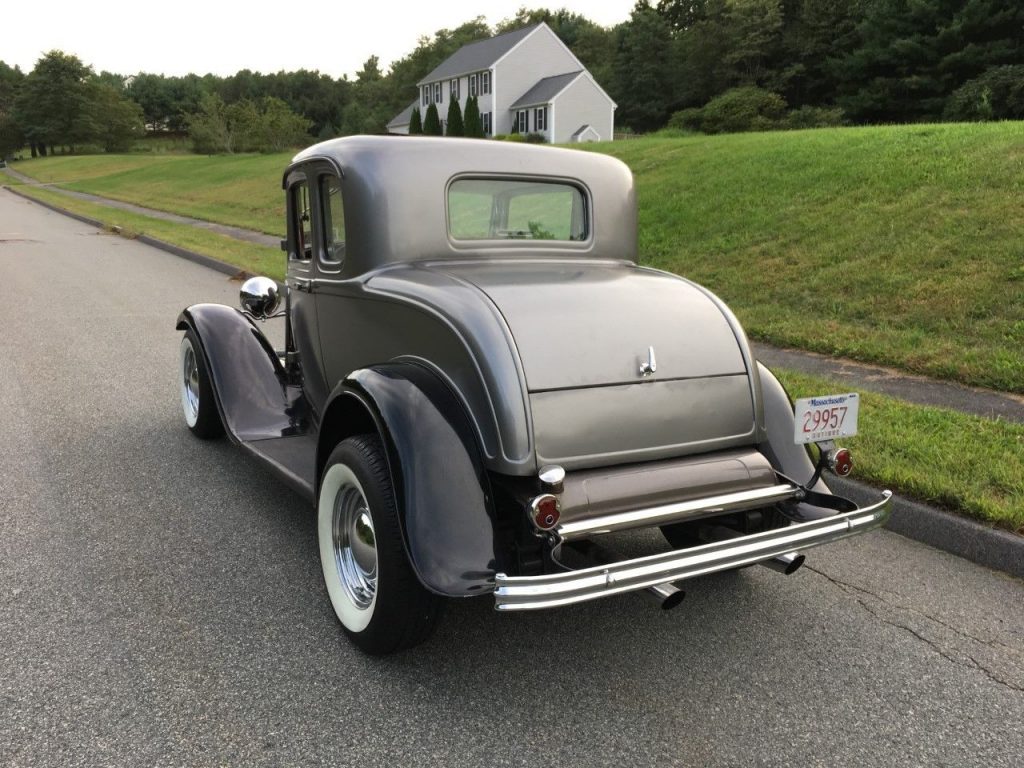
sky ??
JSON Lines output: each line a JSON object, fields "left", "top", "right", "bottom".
{"left": 4, "top": 1, "right": 636, "bottom": 80}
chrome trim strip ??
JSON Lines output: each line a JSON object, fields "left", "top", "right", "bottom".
{"left": 494, "top": 491, "right": 892, "bottom": 611}
{"left": 555, "top": 483, "right": 803, "bottom": 540}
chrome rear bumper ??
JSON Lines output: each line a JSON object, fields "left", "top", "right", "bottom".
{"left": 494, "top": 490, "right": 892, "bottom": 611}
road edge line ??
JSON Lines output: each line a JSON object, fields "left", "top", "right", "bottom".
{"left": 3, "top": 184, "right": 248, "bottom": 279}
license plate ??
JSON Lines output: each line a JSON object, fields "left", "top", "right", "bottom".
{"left": 793, "top": 393, "right": 859, "bottom": 444}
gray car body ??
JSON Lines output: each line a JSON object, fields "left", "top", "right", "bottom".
{"left": 287, "top": 136, "right": 770, "bottom": 478}
{"left": 181, "top": 135, "right": 854, "bottom": 599}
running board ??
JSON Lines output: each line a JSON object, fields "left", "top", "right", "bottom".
{"left": 494, "top": 491, "right": 892, "bottom": 611}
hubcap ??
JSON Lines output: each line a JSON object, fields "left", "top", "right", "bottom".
{"left": 182, "top": 341, "right": 200, "bottom": 424}
{"left": 332, "top": 483, "right": 377, "bottom": 610}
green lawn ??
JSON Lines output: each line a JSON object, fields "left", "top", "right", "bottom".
{"left": 13, "top": 152, "right": 288, "bottom": 236}
{"left": 10, "top": 122, "right": 1024, "bottom": 392}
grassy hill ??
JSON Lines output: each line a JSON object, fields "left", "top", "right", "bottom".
{"left": 11, "top": 122, "right": 1024, "bottom": 392}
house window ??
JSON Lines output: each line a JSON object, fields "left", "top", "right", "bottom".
{"left": 516, "top": 110, "right": 528, "bottom": 134}
{"left": 534, "top": 107, "right": 547, "bottom": 132}
{"left": 433, "top": 82, "right": 442, "bottom": 103}
{"left": 482, "top": 112, "right": 492, "bottom": 136}
{"left": 421, "top": 86, "right": 429, "bottom": 106}
{"left": 450, "top": 78, "right": 460, "bottom": 100}
{"left": 481, "top": 71, "right": 491, "bottom": 95}
{"left": 469, "top": 74, "right": 477, "bottom": 97}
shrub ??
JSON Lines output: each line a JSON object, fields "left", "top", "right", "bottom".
{"left": 699, "top": 87, "right": 787, "bottom": 134}
{"left": 445, "top": 99, "right": 464, "bottom": 136}
{"left": 944, "top": 66, "right": 1024, "bottom": 121}
{"left": 784, "top": 105, "right": 845, "bottom": 129}
{"left": 463, "top": 95, "right": 483, "bottom": 138}
{"left": 409, "top": 107, "right": 423, "bottom": 135}
{"left": 422, "top": 103, "right": 442, "bottom": 135}
{"left": 524, "top": 132, "right": 546, "bottom": 143}
{"left": 668, "top": 108, "right": 703, "bottom": 133}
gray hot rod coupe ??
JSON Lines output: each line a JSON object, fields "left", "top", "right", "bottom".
{"left": 177, "top": 136, "right": 892, "bottom": 654}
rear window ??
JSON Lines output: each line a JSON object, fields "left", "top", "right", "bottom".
{"left": 448, "top": 178, "right": 587, "bottom": 242}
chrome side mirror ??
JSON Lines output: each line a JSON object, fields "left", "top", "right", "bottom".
{"left": 240, "top": 276, "right": 281, "bottom": 319}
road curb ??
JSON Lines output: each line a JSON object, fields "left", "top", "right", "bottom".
{"left": 828, "top": 475, "right": 1023, "bottom": 579}
{"left": 6, "top": 183, "right": 1021, "bottom": 580}
{"left": 3, "top": 184, "right": 247, "bottom": 279}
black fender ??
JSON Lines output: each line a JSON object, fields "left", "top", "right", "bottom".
{"left": 757, "top": 362, "right": 832, "bottom": 498}
{"left": 176, "top": 304, "right": 304, "bottom": 441}
{"left": 318, "top": 363, "right": 497, "bottom": 598}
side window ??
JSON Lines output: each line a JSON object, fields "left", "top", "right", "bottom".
{"left": 319, "top": 175, "right": 345, "bottom": 267}
{"left": 290, "top": 180, "right": 312, "bottom": 261}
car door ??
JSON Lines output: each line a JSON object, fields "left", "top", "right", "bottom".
{"left": 284, "top": 167, "right": 329, "bottom": 413}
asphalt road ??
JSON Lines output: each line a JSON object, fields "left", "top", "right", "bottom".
{"left": 1, "top": 188, "right": 1022, "bottom": 767}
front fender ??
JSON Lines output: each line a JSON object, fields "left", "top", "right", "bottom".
{"left": 176, "top": 304, "right": 295, "bottom": 441}
{"left": 322, "top": 363, "right": 497, "bottom": 597}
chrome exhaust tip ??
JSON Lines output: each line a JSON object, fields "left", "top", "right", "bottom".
{"left": 760, "top": 551, "right": 805, "bottom": 576}
{"left": 641, "top": 582, "right": 686, "bottom": 610}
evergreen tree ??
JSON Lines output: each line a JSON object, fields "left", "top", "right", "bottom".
{"left": 463, "top": 95, "right": 483, "bottom": 137}
{"left": 409, "top": 106, "right": 423, "bottom": 134}
{"left": 445, "top": 97, "right": 464, "bottom": 136}
{"left": 423, "top": 102, "right": 442, "bottom": 135}
{"left": 612, "top": 3, "right": 675, "bottom": 132}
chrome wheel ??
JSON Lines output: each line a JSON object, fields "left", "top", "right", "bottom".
{"left": 317, "top": 436, "right": 443, "bottom": 653}
{"left": 178, "top": 330, "right": 224, "bottom": 439}
{"left": 180, "top": 337, "right": 200, "bottom": 428}
{"left": 332, "top": 482, "right": 378, "bottom": 610}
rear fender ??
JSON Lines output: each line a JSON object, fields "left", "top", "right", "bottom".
{"left": 176, "top": 304, "right": 295, "bottom": 441}
{"left": 757, "top": 362, "right": 832, "bottom": 498}
{"left": 318, "top": 363, "right": 497, "bottom": 597}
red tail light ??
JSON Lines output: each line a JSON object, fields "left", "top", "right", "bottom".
{"left": 529, "top": 494, "right": 561, "bottom": 530}
{"left": 829, "top": 447, "right": 853, "bottom": 477}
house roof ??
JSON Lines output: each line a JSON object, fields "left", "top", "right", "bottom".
{"left": 509, "top": 71, "right": 583, "bottom": 109}
{"left": 418, "top": 24, "right": 541, "bottom": 85}
{"left": 387, "top": 100, "right": 418, "bottom": 129}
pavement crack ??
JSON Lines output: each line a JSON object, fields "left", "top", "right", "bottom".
{"left": 806, "top": 564, "right": 1024, "bottom": 693}
{"left": 806, "top": 565, "right": 1023, "bottom": 652}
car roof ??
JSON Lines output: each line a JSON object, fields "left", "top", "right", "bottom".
{"left": 286, "top": 135, "right": 637, "bottom": 274}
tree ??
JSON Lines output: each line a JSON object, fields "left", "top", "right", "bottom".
{"left": 463, "top": 95, "right": 483, "bottom": 137}
{"left": 14, "top": 51, "right": 95, "bottom": 154}
{"left": 0, "top": 62, "right": 25, "bottom": 157}
{"left": 445, "top": 97, "right": 464, "bottom": 136}
{"left": 409, "top": 106, "right": 423, "bottom": 134}
{"left": 613, "top": 2, "right": 675, "bottom": 131}
{"left": 259, "top": 96, "right": 312, "bottom": 151}
{"left": 86, "top": 83, "right": 144, "bottom": 151}
{"left": 944, "top": 64, "right": 1024, "bottom": 120}
{"left": 422, "top": 102, "right": 442, "bottom": 135}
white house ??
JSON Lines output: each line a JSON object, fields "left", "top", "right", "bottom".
{"left": 387, "top": 23, "right": 616, "bottom": 142}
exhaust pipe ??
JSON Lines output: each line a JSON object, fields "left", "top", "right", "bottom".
{"left": 641, "top": 582, "right": 686, "bottom": 610}
{"left": 564, "top": 540, "right": 686, "bottom": 610}
{"left": 760, "top": 551, "right": 805, "bottom": 575}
